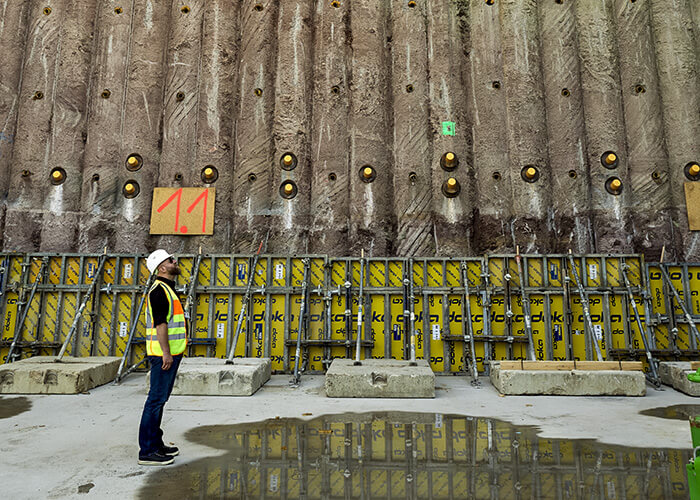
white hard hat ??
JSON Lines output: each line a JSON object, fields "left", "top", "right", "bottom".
{"left": 146, "top": 249, "right": 174, "bottom": 274}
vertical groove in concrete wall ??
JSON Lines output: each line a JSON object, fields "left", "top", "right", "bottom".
{"left": 500, "top": 0, "right": 551, "bottom": 253}
{"left": 649, "top": 0, "right": 700, "bottom": 261}
{"left": 0, "top": 2, "right": 31, "bottom": 251}
{"left": 79, "top": 1, "right": 132, "bottom": 252}
{"left": 615, "top": 0, "right": 672, "bottom": 260}
{"left": 2, "top": 0, "right": 699, "bottom": 260}
{"left": 427, "top": 0, "right": 471, "bottom": 257}
{"left": 6, "top": 0, "right": 67, "bottom": 251}
{"left": 233, "top": 0, "right": 278, "bottom": 254}
{"left": 271, "top": 0, "right": 314, "bottom": 254}
{"left": 113, "top": 0, "right": 171, "bottom": 254}
{"left": 41, "top": 0, "right": 97, "bottom": 252}
{"left": 349, "top": 0, "right": 394, "bottom": 256}
{"left": 157, "top": 0, "right": 205, "bottom": 253}
{"left": 309, "top": 0, "right": 350, "bottom": 256}
{"left": 574, "top": 0, "right": 630, "bottom": 253}
{"left": 392, "top": 0, "right": 433, "bottom": 257}
{"left": 468, "top": 0, "right": 513, "bottom": 254}
{"left": 187, "top": 0, "right": 239, "bottom": 254}
{"left": 538, "top": 0, "right": 591, "bottom": 254}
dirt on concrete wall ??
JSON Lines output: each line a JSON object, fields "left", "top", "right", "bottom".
{"left": 0, "top": 0, "right": 698, "bottom": 259}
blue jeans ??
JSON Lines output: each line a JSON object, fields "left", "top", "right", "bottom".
{"left": 138, "top": 354, "right": 183, "bottom": 456}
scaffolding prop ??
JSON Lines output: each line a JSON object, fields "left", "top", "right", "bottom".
{"left": 620, "top": 262, "right": 661, "bottom": 388}
{"left": 658, "top": 247, "right": 700, "bottom": 347}
{"left": 460, "top": 261, "right": 479, "bottom": 384}
{"left": 56, "top": 252, "right": 108, "bottom": 362}
{"left": 290, "top": 258, "right": 310, "bottom": 385}
{"left": 5, "top": 256, "right": 49, "bottom": 363}
{"left": 515, "top": 246, "right": 536, "bottom": 361}
{"left": 568, "top": 252, "right": 604, "bottom": 361}
{"left": 226, "top": 241, "right": 264, "bottom": 365}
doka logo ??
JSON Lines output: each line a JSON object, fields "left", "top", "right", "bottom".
{"left": 573, "top": 297, "right": 602, "bottom": 305}
{"left": 195, "top": 310, "right": 229, "bottom": 322}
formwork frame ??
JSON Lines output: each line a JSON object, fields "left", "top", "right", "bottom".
{"left": 1, "top": 253, "right": 698, "bottom": 378}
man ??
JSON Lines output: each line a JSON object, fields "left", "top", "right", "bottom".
{"left": 138, "top": 249, "right": 187, "bottom": 466}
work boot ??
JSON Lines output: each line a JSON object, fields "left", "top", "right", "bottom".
{"left": 160, "top": 445, "right": 179, "bottom": 456}
{"left": 138, "top": 452, "right": 175, "bottom": 466}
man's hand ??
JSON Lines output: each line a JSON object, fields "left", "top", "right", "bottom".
{"left": 162, "top": 353, "right": 173, "bottom": 370}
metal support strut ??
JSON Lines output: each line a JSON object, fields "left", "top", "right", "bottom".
{"left": 621, "top": 263, "right": 661, "bottom": 388}
{"left": 460, "top": 261, "right": 479, "bottom": 383}
{"left": 6, "top": 256, "right": 49, "bottom": 363}
{"left": 516, "top": 247, "right": 536, "bottom": 361}
{"left": 56, "top": 252, "right": 108, "bottom": 361}
{"left": 353, "top": 250, "right": 366, "bottom": 365}
{"left": 226, "top": 241, "right": 264, "bottom": 364}
{"left": 291, "top": 258, "right": 310, "bottom": 385}
{"left": 568, "top": 252, "right": 604, "bottom": 362}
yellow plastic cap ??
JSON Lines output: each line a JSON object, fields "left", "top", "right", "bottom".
{"left": 283, "top": 155, "right": 294, "bottom": 166}
{"left": 610, "top": 179, "right": 622, "bottom": 190}
{"left": 52, "top": 170, "right": 63, "bottom": 181}
{"left": 690, "top": 163, "right": 700, "bottom": 176}
{"left": 124, "top": 183, "right": 136, "bottom": 194}
{"left": 525, "top": 167, "right": 537, "bottom": 179}
{"left": 283, "top": 183, "right": 294, "bottom": 194}
{"left": 203, "top": 167, "right": 214, "bottom": 178}
{"left": 127, "top": 156, "right": 139, "bottom": 167}
{"left": 363, "top": 167, "right": 373, "bottom": 178}
{"left": 605, "top": 153, "right": 617, "bottom": 165}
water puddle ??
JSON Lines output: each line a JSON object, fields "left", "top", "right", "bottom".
{"left": 640, "top": 404, "right": 700, "bottom": 421}
{"left": 0, "top": 396, "right": 31, "bottom": 419}
{"left": 140, "top": 412, "right": 690, "bottom": 499}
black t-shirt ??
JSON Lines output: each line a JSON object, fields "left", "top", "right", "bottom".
{"left": 149, "top": 277, "right": 176, "bottom": 327}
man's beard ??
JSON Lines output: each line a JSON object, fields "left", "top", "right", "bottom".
{"left": 172, "top": 267, "right": 181, "bottom": 276}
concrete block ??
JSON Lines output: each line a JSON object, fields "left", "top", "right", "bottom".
{"left": 325, "top": 359, "right": 435, "bottom": 398}
{"left": 490, "top": 362, "right": 646, "bottom": 396}
{"left": 659, "top": 362, "right": 700, "bottom": 396}
{"left": 0, "top": 356, "right": 121, "bottom": 394}
{"left": 156, "top": 358, "right": 271, "bottom": 396}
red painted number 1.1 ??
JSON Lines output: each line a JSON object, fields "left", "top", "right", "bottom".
{"left": 157, "top": 188, "right": 209, "bottom": 233}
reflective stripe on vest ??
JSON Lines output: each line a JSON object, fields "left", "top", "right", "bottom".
{"left": 145, "top": 280, "right": 187, "bottom": 356}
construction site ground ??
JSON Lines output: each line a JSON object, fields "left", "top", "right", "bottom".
{"left": 0, "top": 374, "right": 697, "bottom": 499}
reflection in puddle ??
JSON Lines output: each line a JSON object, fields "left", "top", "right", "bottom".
{"left": 0, "top": 396, "right": 31, "bottom": 419}
{"left": 640, "top": 404, "right": 700, "bottom": 421}
{"left": 140, "top": 412, "right": 690, "bottom": 499}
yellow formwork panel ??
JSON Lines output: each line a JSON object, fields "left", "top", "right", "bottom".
{"left": 431, "top": 422, "right": 447, "bottom": 461}
{"left": 647, "top": 265, "right": 672, "bottom": 350}
{"left": 15, "top": 258, "right": 44, "bottom": 360}
{"left": 370, "top": 470, "right": 388, "bottom": 497}
{"left": 306, "top": 470, "right": 322, "bottom": 499}
{"left": 329, "top": 469, "right": 345, "bottom": 498}
{"left": 307, "top": 258, "right": 325, "bottom": 371}
{"left": 74, "top": 256, "right": 101, "bottom": 357}
{"left": 368, "top": 293, "right": 385, "bottom": 359}
{"left": 410, "top": 261, "right": 426, "bottom": 362}
{"left": 0, "top": 255, "right": 23, "bottom": 362}
{"left": 329, "top": 260, "right": 348, "bottom": 363}
{"left": 669, "top": 448, "right": 691, "bottom": 498}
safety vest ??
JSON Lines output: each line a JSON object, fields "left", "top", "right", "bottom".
{"left": 145, "top": 280, "right": 187, "bottom": 356}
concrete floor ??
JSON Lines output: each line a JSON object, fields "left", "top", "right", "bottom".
{"left": 0, "top": 374, "right": 697, "bottom": 499}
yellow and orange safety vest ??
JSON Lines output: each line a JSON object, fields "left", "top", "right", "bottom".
{"left": 145, "top": 281, "right": 187, "bottom": 356}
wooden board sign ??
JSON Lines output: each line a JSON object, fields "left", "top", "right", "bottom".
{"left": 150, "top": 187, "right": 215, "bottom": 235}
